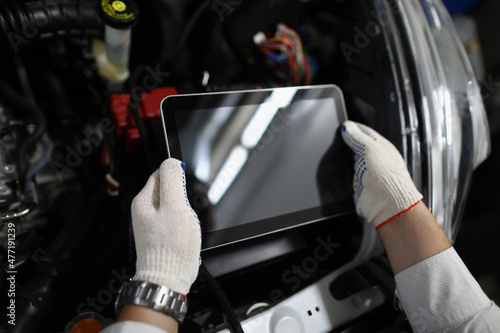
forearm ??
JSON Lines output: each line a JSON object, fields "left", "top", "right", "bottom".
{"left": 377, "top": 201, "right": 451, "bottom": 274}
{"left": 117, "top": 305, "right": 178, "bottom": 333}
{"left": 341, "top": 121, "right": 500, "bottom": 331}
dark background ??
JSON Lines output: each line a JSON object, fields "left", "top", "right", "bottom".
{"left": 451, "top": 0, "right": 500, "bottom": 305}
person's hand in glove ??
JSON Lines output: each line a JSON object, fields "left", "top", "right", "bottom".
{"left": 341, "top": 120, "right": 423, "bottom": 229}
{"left": 340, "top": 122, "right": 500, "bottom": 333}
{"left": 115, "top": 158, "right": 201, "bottom": 333}
{"left": 131, "top": 158, "right": 201, "bottom": 295}
{"left": 341, "top": 120, "right": 450, "bottom": 274}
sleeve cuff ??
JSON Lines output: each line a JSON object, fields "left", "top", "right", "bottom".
{"left": 395, "top": 247, "right": 492, "bottom": 332}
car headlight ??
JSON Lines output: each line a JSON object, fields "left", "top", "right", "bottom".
{"left": 375, "top": 0, "right": 491, "bottom": 243}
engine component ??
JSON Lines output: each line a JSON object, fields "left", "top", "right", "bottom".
{"left": 96, "top": 0, "right": 139, "bottom": 82}
{"left": 109, "top": 86, "right": 177, "bottom": 152}
{"left": 0, "top": 0, "right": 103, "bottom": 53}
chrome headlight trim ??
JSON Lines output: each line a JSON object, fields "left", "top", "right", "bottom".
{"left": 375, "top": 0, "right": 491, "bottom": 243}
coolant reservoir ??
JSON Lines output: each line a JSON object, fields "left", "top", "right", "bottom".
{"left": 95, "top": 0, "right": 139, "bottom": 82}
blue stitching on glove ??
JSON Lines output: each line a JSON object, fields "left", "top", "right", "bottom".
{"left": 180, "top": 161, "right": 203, "bottom": 265}
{"left": 358, "top": 125, "right": 377, "bottom": 140}
{"left": 180, "top": 162, "right": 199, "bottom": 220}
{"left": 342, "top": 129, "right": 367, "bottom": 202}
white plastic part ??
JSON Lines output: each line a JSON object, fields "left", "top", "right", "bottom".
{"left": 215, "top": 258, "right": 385, "bottom": 333}
{"left": 92, "top": 39, "right": 130, "bottom": 83}
{"left": 253, "top": 31, "right": 267, "bottom": 45}
{"left": 105, "top": 25, "right": 132, "bottom": 68}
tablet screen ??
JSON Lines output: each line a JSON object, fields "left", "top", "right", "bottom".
{"left": 161, "top": 85, "right": 354, "bottom": 250}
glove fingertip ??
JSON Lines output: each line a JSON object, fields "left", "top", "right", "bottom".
{"left": 158, "top": 158, "right": 194, "bottom": 212}
{"left": 341, "top": 121, "right": 365, "bottom": 148}
{"left": 342, "top": 120, "right": 354, "bottom": 130}
{"left": 160, "top": 158, "right": 186, "bottom": 177}
{"left": 355, "top": 122, "right": 379, "bottom": 141}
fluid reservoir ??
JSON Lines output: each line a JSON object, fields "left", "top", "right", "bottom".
{"left": 96, "top": 0, "right": 139, "bottom": 82}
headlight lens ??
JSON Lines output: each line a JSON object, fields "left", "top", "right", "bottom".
{"left": 376, "top": 0, "right": 491, "bottom": 243}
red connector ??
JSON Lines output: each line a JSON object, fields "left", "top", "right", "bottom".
{"left": 109, "top": 87, "right": 177, "bottom": 152}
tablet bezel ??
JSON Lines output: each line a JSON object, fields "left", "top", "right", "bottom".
{"left": 160, "top": 84, "right": 353, "bottom": 250}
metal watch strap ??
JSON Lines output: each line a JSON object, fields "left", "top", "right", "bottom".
{"left": 115, "top": 280, "right": 188, "bottom": 323}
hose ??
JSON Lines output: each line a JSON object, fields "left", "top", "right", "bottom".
{"left": 128, "top": 65, "right": 159, "bottom": 172}
{"left": 0, "top": 78, "right": 46, "bottom": 181}
{"left": 23, "top": 133, "right": 54, "bottom": 208}
{"left": 0, "top": 51, "right": 53, "bottom": 211}
{"left": 3, "top": 196, "right": 97, "bottom": 332}
{"left": 12, "top": 54, "right": 54, "bottom": 210}
{"left": 0, "top": 0, "right": 103, "bottom": 52}
{"left": 199, "top": 264, "right": 244, "bottom": 333}
{"left": 173, "top": 0, "right": 212, "bottom": 62}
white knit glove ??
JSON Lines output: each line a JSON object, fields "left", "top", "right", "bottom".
{"left": 131, "top": 158, "right": 201, "bottom": 295}
{"left": 341, "top": 121, "right": 422, "bottom": 229}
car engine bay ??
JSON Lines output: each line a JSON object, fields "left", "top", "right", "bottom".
{"left": 0, "top": 0, "right": 475, "bottom": 331}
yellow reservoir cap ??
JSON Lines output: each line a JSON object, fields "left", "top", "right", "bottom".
{"left": 98, "top": 0, "right": 138, "bottom": 29}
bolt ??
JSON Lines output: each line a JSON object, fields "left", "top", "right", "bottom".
{"left": 27, "top": 124, "right": 36, "bottom": 134}
{"left": 2, "top": 165, "right": 16, "bottom": 174}
{"left": 0, "top": 185, "right": 12, "bottom": 197}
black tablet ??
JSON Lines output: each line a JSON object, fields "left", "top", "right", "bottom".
{"left": 160, "top": 85, "right": 354, "bottom": 250}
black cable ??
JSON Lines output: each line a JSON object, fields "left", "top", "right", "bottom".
{"left": 27, "top": 65, "right": 75, "bottom": 120}
{"left": 128, "top": 65, "right": 159, "bottom": 172}
{"left": 199, "top": 263, "right": 244, "bottom": 333}
{"left": 23, "top": 133, "right": 53, "bottom": 208}
{"left": 129, "top": 100, "right": 157, "bottom": 171}
{"left": 0, "top": 0, "right": 103, "bottom": 52}
{"left": 151, "top": 0, "right": 182, "bottom": 66}
{"left": 10, "top": 54, "right": 52, "bottom": 209}
{"left": 12, "top": 54, "right": 35, "bottom": 102}
{"left": 169, "top": 0, "right": 212, "bottom": 65}
{"left": 0, "top": 78, "right": 46, "bottom": 179}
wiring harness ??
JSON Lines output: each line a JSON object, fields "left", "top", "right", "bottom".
{"left": 256, "top": 23, "right": 315, "bottom": 86}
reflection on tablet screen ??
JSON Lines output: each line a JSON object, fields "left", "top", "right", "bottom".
{"left": 161, "top": 85, "right": 354, "bottom": 249}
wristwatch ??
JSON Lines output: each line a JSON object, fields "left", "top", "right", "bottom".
{"left": 115, "top": 279, "right": 188, "bottom": 323}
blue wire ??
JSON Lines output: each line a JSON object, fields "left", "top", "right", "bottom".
{"left": 264, "top": 51, "right": 287, "bottom": 64}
